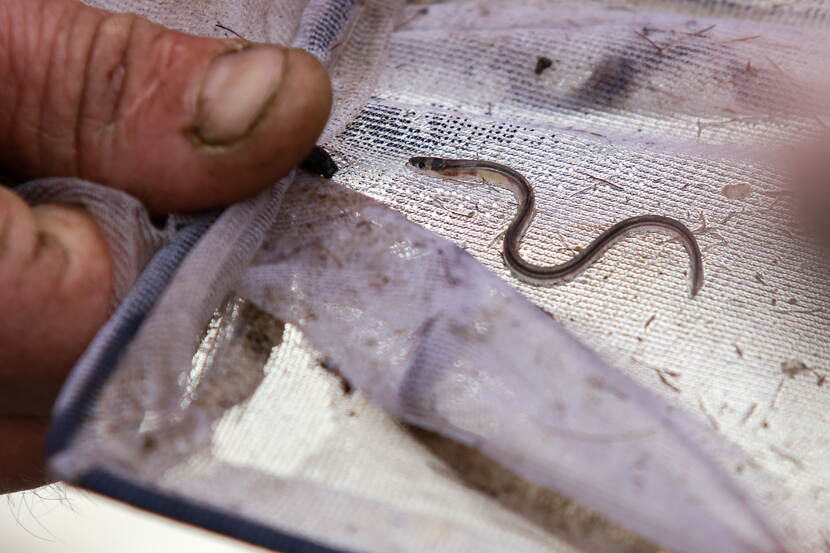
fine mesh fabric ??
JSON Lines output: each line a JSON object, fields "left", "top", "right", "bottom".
{"left": 44, "top": 1, "right": 830, "bottom": 553}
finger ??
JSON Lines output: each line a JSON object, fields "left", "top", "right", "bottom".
{"left": 0, "top": 187, "right": 113, "bottom": 416}
{"left": 0, "top": 416, "right": 49, "bottom": 494}
{"left": 0, "top": 0, "right": 332, "bottom": 213}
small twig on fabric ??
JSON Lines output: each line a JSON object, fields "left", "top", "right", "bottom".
{"left": 581, "top": 172, "right": 625, "bottom": 191}
{"left": 691, "top": 210, "right": 710, "bottom": 233}
{"left": 772, "top": 307, "right": 822, "bottom": 315}
{"left": 719, "top": 209, "right": 746, "bottom": 225}
{"left": 769, "top": 445, "right": 805, "bottom": 470}
{"left": 552, "top": 229, "right": 581, "bottom": 253}
{"left": 570, "top": 184, "right": 596, "bottom": 197}
{"left": 740, "top": 402, "right": 756, "bottom": 424}
{"left": 687, "top": 24, "right": 716, "bottom": 37}
{"left": 636, "top": 24, "right": 714, "bottom": 57}
{"left": 488, "top": 225, "right": 508, "bottom": 249}
{"left": 660, "top": 211, "right": 721, "bottom": 247}
{"left": 394, "top": 7, "right": 428, "bottom": 31}
{"left": 656, "top": 371, "right": 681, "bottom": 393}
{"left": 698, "top": 398, "right": 720, "bottom": 430}
{"left": 434, "top": 197, "right": 476, "bottom": 218}
{"left": 631, "top": 357, "right": 683, "bottom": 393}
{"left": 635, "top": 30, "right": 664, "bottom": 55}
{"left": 659, "top": 24, "right": 716, "bottom": 52}
{"left": 765, "top": 56, "right": 795, "bottom": 85}
{"left": 715, "top": 35, "right": 761, "bottom": 45}
{"left": 701, "top": 240, "right": 727, "bottom": 256}
{"left": 767, "top": 378, "right": 785, "bottom": 416}
{"left": 696, "top": 114, "right": 776, "bottom": 136}
{"left": 215, "top": 22, "right": 247, "bottom": 40}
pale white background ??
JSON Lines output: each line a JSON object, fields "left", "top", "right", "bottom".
{"left": 1, "top": 487, "right": 263, "bottom": 553}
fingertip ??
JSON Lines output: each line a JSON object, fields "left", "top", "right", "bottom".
{"left": 0, "top": 192, "right": 113, "bottom": 415}
{"left": 284, "top": 47, "right": 333, "bottom": 131}
{"left": 32, "top": 204, "right": 114, "bottom": 304}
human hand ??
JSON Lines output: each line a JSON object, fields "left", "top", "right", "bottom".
{"left": 0, "top": 0, "right": 331, "bottom": 493}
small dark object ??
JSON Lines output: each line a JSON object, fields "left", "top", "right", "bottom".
{"left": 534, "top": 56, "right": 553, "bottom": 75}
{"left": 320, "top": 358, "right": 353, "bottom": 395}
{"left": 215, "top": 22, "right": 246, "bottom": 40}
{"left": 300, "top": 146, "right": 339, "bottom": 178}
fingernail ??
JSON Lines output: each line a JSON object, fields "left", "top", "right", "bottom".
{"left": 193, "top": 46, "right": 286, "bottom": 144}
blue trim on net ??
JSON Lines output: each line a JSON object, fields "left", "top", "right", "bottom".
{"left": 80, "top": 469, "right": 348, "bottom": 553}
{"left": 45, "top": 219, "right": 214, "bottom": 457}
{"left": 45, "top": 217, "right": 357, "bottom": 553}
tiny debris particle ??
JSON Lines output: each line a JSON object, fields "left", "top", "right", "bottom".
{"left": 656, "top": 370, "right": 681, "bottom": 393}
{"left": 583, "top": 172, "right": 625, "bottom": 191}
{"left": 687, "top": 24, "right": 716, "bottom": 37}
{"left": 394, "top": 7, "right": 429, "bottom": 30}
{"left": 717, "top": 34, "right": 761, "bottom": 45}
{"left": 319, "top": 357, "right": 353, "bottom": 395}
{"left": 534, "top": 56, "right": 553, "bottom": 75}
{"left": 215, "top": 22, "right": 246, "bottom": 40}
{"left": 735, "top": 344, "right": 744, "bottom": 358}
{"left": 740, "top": 402, "right": 756, "bottom": 424}
{"left": 644, "top": 314, "right": 656, "bottom": 329}
{"left": 779, "top": 361, "right": 827, "bottom": 386}
{"left": 769, "top": 445, "right": 804, "bottom": 469}
{"left": 635, "top": 30, "right": 664, "bottom": 54}
{"left": 698, "top": 398, "right": 719, "bottom": 430}
{"left": 721, "top": 183, "right": 752, "bottom": 200}
{"left": 781, "top": 360, "right": 812, "bottom": 379}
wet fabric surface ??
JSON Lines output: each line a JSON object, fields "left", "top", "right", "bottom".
{"left": 46, "top": 2, "right": 830, "bottom": 553}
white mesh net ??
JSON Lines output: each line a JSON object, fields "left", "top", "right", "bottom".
{"left": 43, "top": 1, "right": 830, "bottom": 553}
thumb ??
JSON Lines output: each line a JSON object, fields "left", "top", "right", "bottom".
{"left": 0, "top": 0, "right": 332, "bottom": 212}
